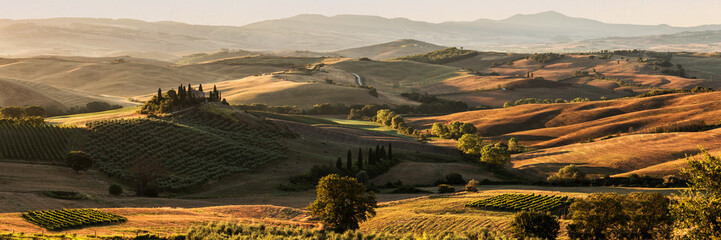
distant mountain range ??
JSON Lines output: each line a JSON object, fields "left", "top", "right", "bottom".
{"left": 0, "top": 11, "right": 719, "bottom": 59}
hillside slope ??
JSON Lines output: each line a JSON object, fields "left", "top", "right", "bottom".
{"left": 0, "top": 56, "right": 288, "bottom": 97}
{"left": 0, "top": 77, "right": 130, "bottom": 109}
{"left": 331, "top": 39, "right": 446, "bottom": 60}
{"left": 410, "top": 92, "right": 721, "bottom": 147}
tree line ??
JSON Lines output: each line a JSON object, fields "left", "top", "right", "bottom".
{"left": 141, "top": 84, "right": 228, "bottom": 114}
{"left": 392, "top": 47, "right": 479, "bottom": 64}
{"left": 278, "top": 143, "right": 397, "bottom": 192}
{"left": 0, "top": 105, "right": 46, "bottom": 125}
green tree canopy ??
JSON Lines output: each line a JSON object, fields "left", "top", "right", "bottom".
{"left": 510, "top": 211, "right": 560, "bottom": 240}
{"left": 547, "top": 164, "right": 586, "bottom": 183}
{"left": 23, "top": 106, "right": 46, "bottom": 118}
{"left": 672, "top": 149, "right": 721, "bottom": 239}
{"left": 567, "top": 192, "right": 671, "bottom": 240}
{"left": 457, "top": 134, "right": 483, "bottom": 155}
{"left": 480, "top": 145, "right": 510, "bottom": 167}
{"left": 66, "top": 151, "right": 93, "bottom": 172}
{"left": 0, "top": 107, "right": 24, "bottom": 119}
{"left": 308, "top": 174, "right": 376, "bottom": 232}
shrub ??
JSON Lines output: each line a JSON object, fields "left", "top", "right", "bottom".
{"left": 355, "top": 171, "right": 369, "bottom": 186}
{"left": 547, "top": 164, "right": 585, "bottom": 183}
{"left": 529, "top": 53, "right": 563, "bottom": 63}
{"left": 510, "top": 211, "right": 560, "bottom": 240}
{"left": 431, "top": 121, "right": 476, "bottom": 139}
{"left": 109, "top": 184, "right": 123, "bottom": 196}
{"left": 465, "top": 179, "right": 480, "bottom": 192}
{"left": 66, "top": 151, "right": 93, "bottom": 172}
{"left": 437, "top": 184, "right": 455, "bottom": 193}
{"left": 444, "top": 173, "right": 465, "bottom": 185}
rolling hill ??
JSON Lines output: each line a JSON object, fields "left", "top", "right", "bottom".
{"left": 2, "top": 12, "right": 721, "bottom": 59}
{"left": 0, "top": 77, "right": 130, "bottom": 109}
{"left": 331, "top": 39, "right": 446, "bottom": 60}
{"left": 409, "top": 91, "right": 721, "bottom": 178}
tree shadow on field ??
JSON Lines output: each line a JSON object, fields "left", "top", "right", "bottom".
{"left": 513, "top": 150, "right": 571, "bottom": 160}
{"left": 516, "top": 162, "right": 623, "bottom": 177}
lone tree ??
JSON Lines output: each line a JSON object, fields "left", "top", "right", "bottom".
{"left": 66, "top": 151, "right": 92, "bottom": 172}
{"left": 308, "top": 174, "right": 376, "bottom": 232}
{"left": 673, "top": 149, "right": 721, "bottom": 239}
{"left": 510, "top": 211, "right": 560, "bottom": 240}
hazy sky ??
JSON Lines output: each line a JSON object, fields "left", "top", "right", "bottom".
{"left": 1, "top": 0, "right": 719, "bottom": 27}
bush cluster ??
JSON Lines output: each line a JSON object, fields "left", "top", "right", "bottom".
{"left": 431, "top": 121, "right": 476, "bottom": 139}
{"left": 393, "top": 47, "right": 478, "bottom": 64}
{"left": 529, "top": 53, "right": 564, "bottom": 63}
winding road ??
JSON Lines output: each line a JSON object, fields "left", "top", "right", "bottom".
{"left": 351, "top": 72, "right": 363, "bottom": 86}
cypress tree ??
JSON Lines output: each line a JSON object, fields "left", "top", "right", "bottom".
{"left": 198, "top": 84, "right": 203, "bottom": 92}
{"left": 347, "top": 150, "right": 352, "bottom": 170}
{"left": 388, "top": 142, "right": 393, "bottom": 160}
{"left": 380, "top": 146, "right": 386, "bottom": 161}
{"left": 157, "top": 88, "right": 163, "bottom": 104}
{"left": 187, "top": 84, "right": 193, "bottom": 103}
{"left": 368, "top": 148, "right": 374, "bottom": 165}
{"left": 336, "top": 157, "right": 343, "bottom": 170}
{"left": 375, "top": 145, "right": 380, "bottom": 159}
{"left": 357, "top": 148, "right": 363, "bottom": 170}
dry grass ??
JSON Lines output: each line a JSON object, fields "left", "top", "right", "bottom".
{"left": 511, "top": 129, "right": 721, "bottom": 178}
{"left": 0, "top": 205, "right": 315, "bottom": 237}
{"left": 361, "top": 186, "right": 681, "bottom": 237}
{"left": 45, "top": 107, "right": 142, "bottom": 127}
{"left": 0, "top": 56, "right": 288, "bottom": 98}
{"left": 411, "top": 92, "right": 721, "bottom": 147}
{"left": 331, "top": 39, "right": 446, "bottom": 60}
{"left": 409, "top": 92, "right": 721, "bottom": 178}
{"left": 0, "top": 77, "right": 131, "bottom": 109}
{"left": 213, "top": 75, "right": 416, "bottom": 109}
{"left": 332, "top": 59, "right": 468, "bottom": 93}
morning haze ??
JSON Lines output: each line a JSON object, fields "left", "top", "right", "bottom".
{"left": 1, "top": 1, "right": 720, "bottom": 239}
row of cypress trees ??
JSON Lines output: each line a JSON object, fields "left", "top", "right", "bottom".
{"left": 144, "top": 83, "right": 227, "bottom": 113}
{"left": 336, "top": 143, "right": 393, "bottom": 172}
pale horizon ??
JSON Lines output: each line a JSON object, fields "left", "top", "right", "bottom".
{"left": 0, "top": 0, "right": 720, "bottom": 27}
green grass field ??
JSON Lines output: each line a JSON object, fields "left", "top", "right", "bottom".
{"left": 47, "top": 107, "right": 140, "bottom": 120}
{"left": 250, "top": 111, "right": 415, "bottom": 139}
{"left": 332, "top": 60, "right": 466, "bottom": 92}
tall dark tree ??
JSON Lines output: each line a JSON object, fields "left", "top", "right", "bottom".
{"left": 198, "top": 84, "right": 203, "bottom": 92}
{"left": 388, "top": 143, "right": 393, "bottom": 160}
{"left": 368, "top": 148, "right": 374, "bottom": 165}
{"left": 336, "top": 157, "right": 343, "bottom": 170}
{"left": 347, "top": 150, "right": 353, "bottom": 170}
{"left": 187, "top": 83, "right": 193, "bottom": 104}
{"left": 156, "top": 88, "right": 163, "bottom": 104}
{"left": 357, "top": 148, "right": 363, "bottom": 170}
{"left": 379, "top": 146, "right": 386, "bottom": 161}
